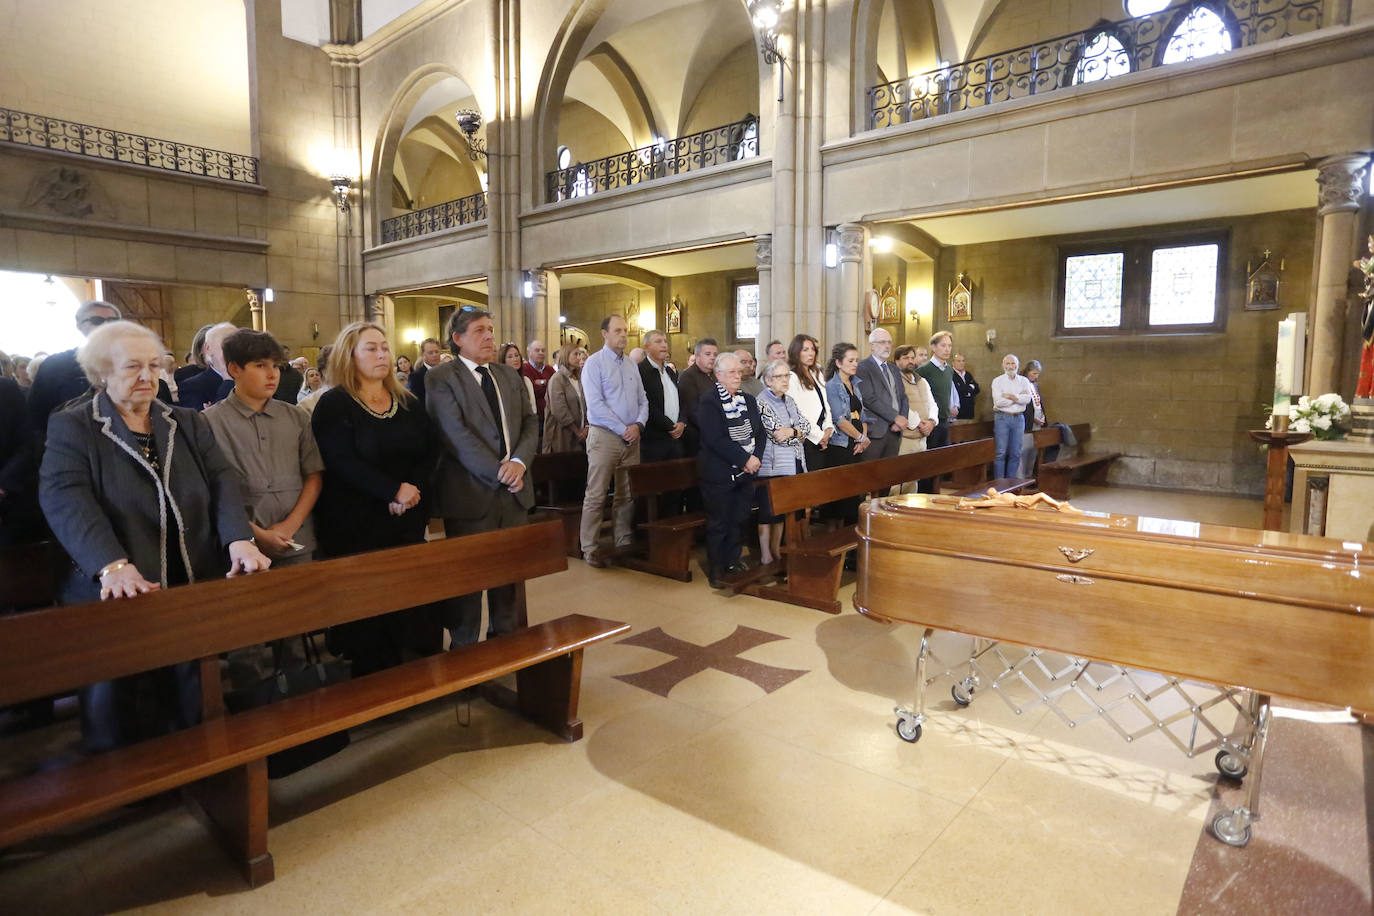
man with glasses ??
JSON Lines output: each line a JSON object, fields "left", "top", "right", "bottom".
{"left": 855, "top": 327, "right": 908, "bottom": 463}
{"left": 27, "top": 300, "right": 134, "bottom": 433}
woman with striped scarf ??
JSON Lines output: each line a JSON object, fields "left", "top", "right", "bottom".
{"left": 695, "top": 352, "right": 766, "bottom": 589}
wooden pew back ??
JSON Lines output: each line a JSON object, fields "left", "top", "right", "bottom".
{"left": 0, "top": 519, "right": 568, "bottom": 707}
{"left": 766, "top": 439, "right": 995, "bottom": 517}
{"left": 530, "top": 451, "right": 588, "bottom": 502}
{"left": 626, "top": 457, "right": 697, "bottom": 499}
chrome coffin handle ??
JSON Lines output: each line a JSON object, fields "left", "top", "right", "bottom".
{"left": 1056, "top": 574, "right": 1095, "bottom": 585}
{"left": 1058, "top": 546, "right": 1095, "bottom": 563}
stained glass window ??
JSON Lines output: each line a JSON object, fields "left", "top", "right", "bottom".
{"left": 1063, "top": 253, "right": 1125, "bottom": 328}
{"left": 1160, "top": 7, "right": 1234, "bottom": 65}
{"left": 1148, "top": 243, "right": 1219, "bottom": 325}
{"left": 1073, "top": 33, "right": 1132, "bottom": 84}
{"left": 734, "top": 282, "right": 760, "bottom": 340}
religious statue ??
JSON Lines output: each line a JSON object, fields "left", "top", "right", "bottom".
{"left": 1355, "top": 235, "right": 1374, "bottom": 399}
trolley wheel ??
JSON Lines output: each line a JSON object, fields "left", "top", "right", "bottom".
{"left": 1214, "top": 749, "right": 1248, "bottom": 780}
{"left": 896, "top": 718, "right": 923, "bottom": 743}
{"left": 1211, "top": 810, "right": 1252, "bottom": 848}
{"left": 951, "top": 683, "right": 973, "bottom": 707}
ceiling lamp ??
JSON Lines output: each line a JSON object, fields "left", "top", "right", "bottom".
{"left": 454, "top": 109, "right": 489, "bottom": 160}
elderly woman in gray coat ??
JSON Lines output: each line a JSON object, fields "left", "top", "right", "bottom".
{"left": 39, "top": 320, "right": 270, "bottom": 751}
{"left": 755, "top": 358, "right": 810, "bottom": 567}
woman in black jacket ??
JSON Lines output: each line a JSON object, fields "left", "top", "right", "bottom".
{"left": 40, "top": 321, "right": 270, "bottom": 750}
{"left": 695, "top": 352, "right": 765, "bottom": 588}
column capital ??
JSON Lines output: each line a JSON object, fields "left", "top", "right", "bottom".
{"left": 1316, "top": 154, "right": 1371, "bottom": 216}
{"left": 837, "top": 223, "right": 868, "bottom": 263}
{"left": 528, "top": 269, "right": 550, "bottom": 297}
{"left": 754, "top": 234, "right": 773, "bottom": 270}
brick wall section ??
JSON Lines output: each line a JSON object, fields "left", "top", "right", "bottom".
{"left": 933, "top": 208, "right": 1315, "bottom": 496}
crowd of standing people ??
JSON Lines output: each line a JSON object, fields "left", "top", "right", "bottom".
{"left": 0, "top": 296, "right": 1067, "bottom": 749}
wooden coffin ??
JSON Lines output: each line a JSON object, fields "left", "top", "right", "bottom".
{"left": 854, "top": 495, "right": 1374, "bottom": 713}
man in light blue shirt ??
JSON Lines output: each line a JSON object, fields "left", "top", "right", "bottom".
{"left": 579, "top": 314, "right": 649, "bottom": 566}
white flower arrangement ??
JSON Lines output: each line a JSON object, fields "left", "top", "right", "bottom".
{"left": 1288, "top": 393, "right": 1351, "bottom": 440}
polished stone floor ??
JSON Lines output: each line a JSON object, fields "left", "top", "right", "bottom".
{"left": 1, "top": 486, "right": 1369, "bottom": 915}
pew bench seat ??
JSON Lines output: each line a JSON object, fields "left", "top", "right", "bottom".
{"left": 951, "top": 477, "right": 1035, "bottom": 498}
{"left": 618, "top": 511, "right": 706, "bottom": 582}
{"left": 0, "top": 613, "right": 628, "bottom": 886}
{"left": 1037, "top": 452, "right": 1122, "bottom": 501}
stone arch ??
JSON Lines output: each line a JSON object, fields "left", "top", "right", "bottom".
{"left": 531, "top": 0, "right": 772, "bottom": 206}
{"left": 852, "top": 0, "right": 941, "bottom": 133}
{"left": 369, "top": 63, "right": 483, "bottom": 242}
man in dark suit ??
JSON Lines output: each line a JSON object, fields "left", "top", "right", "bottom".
{"left": 27, "top": 300, "right": 122, "bottom": 434}
{"left": 425, "top": 308, "right": 538, "bottom": 647}
{"left": 696, "top": 352, "right": 765, "bottom": 588}
{"left": 855, "top": 327, "right": 908, "bottom": 462}
{"left": 0, "top": 376, "right": 40, "bottom": 547}
{"left": 174, "top": 324, "right": 213, "bottom": 387}
{"left": 676, "top": 337, "right": 717, "bottom": 457}
{"left": 406, "top": 337, "right": 443, "bottom": 410}
{"left": 274, "top": 353, "right": 305, "bottom": 403}
{"left": 638, "top": 330, "right": 687, "bottom": 463}
{"left": 176, "top": 322, "right": 236, "bottom": 411}
{"left": 952, "top": 353, "right": 980, "bottom": 420}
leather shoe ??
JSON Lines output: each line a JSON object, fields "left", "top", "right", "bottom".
{"left": 584, "top": 552, "right": 609, "bottom": 569}
{"left": 707, "top": 570, "right": 726, "bottom": 589}
{"left": 725, "top": 562, "right": 749, "bottom": 576}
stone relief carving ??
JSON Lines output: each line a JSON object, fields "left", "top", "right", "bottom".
{"left": 1316, "top": 154, "right": 1370, "bottom": 215}
{"left": 22, "top": 166, "right": 113, "bottom": 220}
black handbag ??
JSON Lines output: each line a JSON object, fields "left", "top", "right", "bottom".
{"left": 224, "top": 634, "right": 351, "bottom": 779}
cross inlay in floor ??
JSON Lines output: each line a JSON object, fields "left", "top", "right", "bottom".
{"left": 613, "top": 625, "right": 809, "bottom": 697}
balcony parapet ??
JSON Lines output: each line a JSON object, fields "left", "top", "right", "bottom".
{"left": 380, "top": 191, "right": 488, "bottom": 243}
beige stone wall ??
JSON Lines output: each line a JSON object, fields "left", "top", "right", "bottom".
{"left": 1, "top": 0, "right": 252, "bottom": 154}
{"left": 931, "top": 208, "right": 1316, "bottom": 495}
{"left": 559, "top": 283, "right": 645, "bottom": 355}
{"left": 166, "top": 286, "right": 253, "bottom": 360}
{"left": 680, "top": 42, "right": 761, "bottom": 135}
{"left": 556, "top": 101, "right": 635, "bottom": 164}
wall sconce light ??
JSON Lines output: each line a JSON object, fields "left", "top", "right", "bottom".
{"left": 403, "top": 328, "right": 424, "bottom": 345}
{"left": 522, "top": 271, "right": 534, "bottom": 299}
{"left": 329, "top": 173, "right": 352, "bottom": 211}
{"left": 312, "top": 322, "right": 320, "bottom": 340}
{"left": 985, "top": 328, "right": 997, "bottom": 351}
{"left": 558, "top": 315, "right": 567, "bottom": 324}
{"left": 869, "top": 236, "right": 893, "bottom": 254}
{"left": 749, "top": 0, "right": 791, "bottom": 102}
{"left": 455, "top": 109, "right": 489, "bottom": 160}
{"left": 637, "top": 309, "right": 655, "bottom": 331}
{"left": 263, "top": 287, "right": 274, "bottom": 303}
{"left": 824, "top": 228, "right": 838, "bottom": 269}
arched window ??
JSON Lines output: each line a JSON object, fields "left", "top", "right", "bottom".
{"left": 1072, "top": 32, "right": 1132, "bottom": 85}
{"left": 1160, "top": 5, "right": 1234, "bottom": 65}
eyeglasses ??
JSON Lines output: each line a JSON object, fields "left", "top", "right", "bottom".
{"left": 768, "top": 372, "right": 790, "bottom": 380}
{"left": 81, "top": 315, "right": 118, "bottom": 327}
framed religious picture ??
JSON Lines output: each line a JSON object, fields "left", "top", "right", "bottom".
{"left": 1245, "top": 250, "right": 1282, "bottom": 311}
{"left": 437, "top": 304, "right": 455, "bottom": 340}
{"left": 948, "top": 273, "right": 973, "bottom": 321}
{"left": 667, "top": 296, "right": 683, "bottom": 333}
{"left": 879, "top": 277, "right": 901, "bottom": 323}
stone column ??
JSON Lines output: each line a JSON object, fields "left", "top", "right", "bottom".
{"left": 1310, "top": 154, "right": 1370, "bottom": 396}
{"left": 835, "top": 222, "right": 869, "bottom": 349}
{"left": 528, "top": 269, "right": 560, "bottom": 353}
{"left": 755, "top": 234, "right": 773, "bottom": 357}
{"left": 245, "top": 288, "right": 264, "bottom": 331}
{"left": 325, "top": 46, "right": 366, "bottom": 329}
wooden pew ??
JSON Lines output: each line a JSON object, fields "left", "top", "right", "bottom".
{"left": 745, "top": 439, "right": 995, "bottom": 613}
{"left": 530, "top": 451, "right": 588, "bottom": 557}
{"left": 0, "top": 519, "right": 628, "bottom": 887}
{"left": 0, "top": 540, "right": 64, "bottom": 612}
{"left": 1036, "top": 423, "right": 1119, "bottom": 500}
{"left": 620, "top": 457, "right": 705, "bottom": 581}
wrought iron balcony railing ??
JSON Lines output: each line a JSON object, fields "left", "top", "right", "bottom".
{"left": 868, "top": 0, "right": 1325, "bottom": 130}
{"left": 380, "top": 191, "right": 488, "bottom": 243}
{"left": 546, "top": 115, "right": 759, "bottom": 203}
{"left": 0, "top": 106, "right": 258, "bottom": 184}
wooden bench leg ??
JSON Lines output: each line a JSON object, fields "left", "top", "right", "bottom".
{"left": 516, "top": 649, "right": 585, "bottom": 741}
{"left": 184, "top": 758, "right": 274, "bottom": 887}
{"left": 620, "top": 530, "right": 694, "bottom": 581}
{"left": 1038, "top": 468, "right": 1071, "bottom": 501}
{"left": 560, "top": 512, "right": 582, "bottom": 559}
{"left": 1083, "top": 460, "right": 1113, "bottom": 487}
{"left": 744, "top": 554, "right": 844, "bottom": 614}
